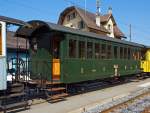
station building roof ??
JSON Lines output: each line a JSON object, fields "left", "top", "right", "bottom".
{"left": 0, "top": 15, "right": 28, "bottom": 26}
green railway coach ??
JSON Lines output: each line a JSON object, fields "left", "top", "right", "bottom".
{"left": 16, "top": 20, "right": 144, "bottom": 83}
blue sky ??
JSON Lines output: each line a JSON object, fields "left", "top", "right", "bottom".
{"left": 0, "top": 0, "right": 150, "bottom": 46}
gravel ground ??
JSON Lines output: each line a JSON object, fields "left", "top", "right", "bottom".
{"left": 83, "top": 88, "right": 150, "bottom": 113}
{"left": 142, "top": 106, "right": 150, "bottom": 113}
{"left": 110, "top": 94, "right": 150, "bottom": 113}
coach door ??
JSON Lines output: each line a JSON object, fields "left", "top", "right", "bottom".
{"left": 51, "top": 37, "right": 61, "bottom": 81}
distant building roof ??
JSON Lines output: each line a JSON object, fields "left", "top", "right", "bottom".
{"left": 7, "top": 31, "right": 29, "bottom": 50}
{"left": 58, "top": 6, "right": 125, "bottom": 38}
{"left": 0, "top": 15, "right": 28, "bottom": 26}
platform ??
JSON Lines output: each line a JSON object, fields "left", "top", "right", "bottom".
{"left": 18, "top": 77, "right": 150, "bottom": 113}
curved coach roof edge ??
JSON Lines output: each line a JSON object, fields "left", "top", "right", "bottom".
{"left": 15, "top": 20, "right": 51, "bottom": 37}
{"left": 16, "top": 20, "right": 144, "bottom": 48}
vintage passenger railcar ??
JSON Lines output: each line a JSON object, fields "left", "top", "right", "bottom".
{"left": 0, "top": 21, "right": 7, "bottom": 91}
{"left": 141, "top": 47, "right": 150, "bottom": 73}
{"left": 16, "top": 20, "right": 145, "bottom": 84}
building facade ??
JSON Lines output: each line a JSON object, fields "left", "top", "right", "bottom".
{"left": 58, "top": 6, "right": 125, "bottom": 39}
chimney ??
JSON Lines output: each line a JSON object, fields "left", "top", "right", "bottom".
{"left": 96, "top": 0, "right": 101, "bottom": 27}
{"left": 108, "top": 6, "right": 112, "bottom": 14}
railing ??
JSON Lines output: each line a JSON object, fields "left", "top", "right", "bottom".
{"left": 7, "top": 58, "right": 53, "bottom": 83}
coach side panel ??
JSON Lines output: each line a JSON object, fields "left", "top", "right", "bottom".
{"left": 61, "top": 34, "right": 141, "bottom": 83}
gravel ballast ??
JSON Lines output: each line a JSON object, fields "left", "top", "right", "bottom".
{"left": 83, "top": 88, "right": 150, "bottom": 113}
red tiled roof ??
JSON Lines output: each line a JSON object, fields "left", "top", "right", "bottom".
{"left": 113, "top": 26, "right": 125, "bottom": 39}
{"left": 76, "top": 7, "right": 109, "bottom": 33}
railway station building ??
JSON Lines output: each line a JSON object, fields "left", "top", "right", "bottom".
{"left": 58, "top": 6, "right": 125, "bottom": 39}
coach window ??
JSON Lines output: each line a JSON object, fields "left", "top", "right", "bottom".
{"left": 114, "top": 46, "right": 118, "bottom": 59}
{"left": 124, "top": 48, "right": 127, "bottom": 59}
{"left": 87, "top": 42, "right": 93, "bottom": 58}
{"left": 128, "top": 48, "right": 131, "bottom": 59}
{"left": 120, "top": 47, "right": 123, "bottom": 59}
{"left": 69, "top": 39, "right": 76, "bottom": 58}
{"left": 79, "top": 41, "right": 86, "bottom": 58}
{"left": 107, "top": 45, "right": 112, "bottom": 59}
{"left": 137, "top": 50, "right": 140, "bottom": 60}
{"left": 101, "top": 44, "right": 106, "bottom": 59}
{"left": 30, "top": 37, "right": 38, "bottom": 55}
{"left": 139, "top": 50, "right": 142, "bottom": 60}
{"left": 133, "top": 49, "right": 138, "bottom": 60}
{"left": 132, "top": 49, "right": 136, "bottom": 60}
{"left": 95, "top": 43, "right": 100, "bottom": 59}
{"left": 0, "top": 24, "right": 2, "bottom": 55}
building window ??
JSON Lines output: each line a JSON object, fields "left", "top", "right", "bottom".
{"left": 79, "top": 41, "right": 86, "bottom": 58}
{"left": 67, "top": 12, "right": 76, "bottom": 21}
{"left": 78, "top": 21, "right": 85, "bottom": 29}
{"left": 67, "top": 15, "right": 71, "bottom": 21}
{"left": 108, "top": 24, "right": 111, "bottom": 31}
{"left": 107, "top": 45, "right": 112, "bottom": 59}
{"left": 95, "top": 43, "right": 100, "bottom": 59}
{"left": 114, "top": 46, "right": 118, "bottom": 59}
{"left": 101, "top": 44, "right": 106, "bottom": 59}
{"left": 71, "top": 12, "right": 76, "bottom": 19}
{"left": 87, "top": 42, "right": 93, "bottom": 58}
{"left": 69, "top": 39, "right": 76, "bottom": 58}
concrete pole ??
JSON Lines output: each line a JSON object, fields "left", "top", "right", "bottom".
{"left": 129, "top": 24, "right": 132, "bottom": 41}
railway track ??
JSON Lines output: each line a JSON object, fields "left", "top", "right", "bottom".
{"left": 101, "top": 90, "right": 150, "bottom": 113}
{"left": 80, "top": 76, "right": 150, "bottom": 113}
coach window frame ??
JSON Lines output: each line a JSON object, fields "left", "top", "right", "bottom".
{"left": 120, "top": 46, "right": 124, "bottom": 59}
{"left": 87, "top": 38, "right": 93, "bottom": 59}
{"left": 107, "top": 42, "right": 112, "bottom": 59}
{"left": 113, "top": 44, "right": 119, "bottom": 59}
{"left": 124, "top": 47, "right": 128, "bottom": 59}
{"left": 101, "top": 41, "right": 107, "bottom": 59}
{"left": 68, "top": 38, "right": 77, "bottom": 58}
{"left": 94, "top": 41, "right": 101, "bottom": 59}
{"left": 78, "top": 37, "right": 86, "bottom": 59}
{"left": 130, "top": 47, "right": 133, "bottom": 60}
{"left": 127, "top": 46, "right": 131, "bottom": 60}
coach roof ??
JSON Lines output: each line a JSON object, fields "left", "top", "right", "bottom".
{"left": 16, "top": 20, "right": 144, "bottom": 48}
